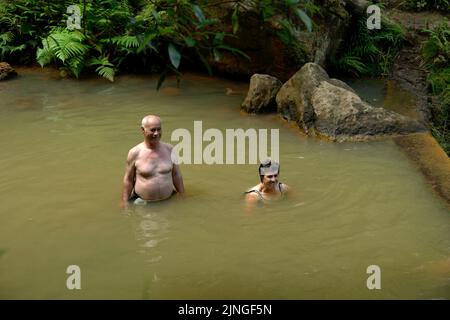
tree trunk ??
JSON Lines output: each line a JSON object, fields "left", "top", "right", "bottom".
{"left": 345, "top": 0, "right": 370, "bottom": 15}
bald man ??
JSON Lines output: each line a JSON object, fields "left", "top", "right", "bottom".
{"left": 121, "top": 115, "right": 185, "bottom": 207}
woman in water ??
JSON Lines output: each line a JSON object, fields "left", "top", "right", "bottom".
{"left": 245, "top": 159, "right": 289, "bottom": 209}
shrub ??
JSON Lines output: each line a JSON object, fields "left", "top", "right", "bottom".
{"left": 422, "top": 21, "right": 450, "bottom": 155}
{"left": 403, "top": 0, "right": 450, "bottom": 12}
{"left": 331, "top": 16, "right": 405, "bottom": 76}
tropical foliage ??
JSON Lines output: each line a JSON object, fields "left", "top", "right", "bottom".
{"left": 331, "top": 16, "right": 405, "bottom": 76}
{"left": 403, "top": 0, "right": 450, "bottom": 11}
{"left": 0, "top": 0, "right": 314, "bottom": 84}
{"left": 422, "top": 21, "right": 450, "bottom": 154}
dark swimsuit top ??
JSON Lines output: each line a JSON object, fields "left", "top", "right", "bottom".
{"left": 245, "top": 182, "right": 285, "bottom": 202}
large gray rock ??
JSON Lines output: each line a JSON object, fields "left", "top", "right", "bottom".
{"left": 311, "top": 81, "right": 426, "bottom": 141}
{"left": 276, "top": 62, "right": 352, "bottom": 132}
{"left": 241, "top": 74, "right": 282, "bottom": 113}
{"left": 0, "top": 62, "right": 17, "bottom": 81}
{"left": 276, "top": 62, "right": 427, "bottom": 141}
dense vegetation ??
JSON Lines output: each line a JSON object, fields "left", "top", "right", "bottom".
{"left": 1, "top": 0, "right": 246, "bottom": 84}
{"left": 331, "top": 16, "right": 404, "bottom": 76}
{"left": 422, "top": 21, "right": 450, "bottom": 154}
{"left": 0, "top": 0, "right": 313, "bottom": 85}
{"left": 403, "top": 0, "right": 450, "bottom": 11}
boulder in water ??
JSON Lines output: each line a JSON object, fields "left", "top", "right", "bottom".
{"left": 241, "top": 74, "right": 282, "bottom": 113}
{"left": 0, "top": 62, "right": 17, "bottom": 81}
{"left": 311, "top": 81, "right": 426, "bottom": 141}
{"left": 276, "top": 62, "right": 427, "bottom": 140}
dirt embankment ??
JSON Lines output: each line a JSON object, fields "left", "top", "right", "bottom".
{"left": 394, "top": 133, "right": 450, "bottom": 207}
{"left": 386, "top": 10, "right": 450, "bottom": 207}
{"left": 387, "top": 9, "right": 448, "bottom": 125}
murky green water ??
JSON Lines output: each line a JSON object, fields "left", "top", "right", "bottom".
{"left": 0, "top": 69, "right": 449, "bottom": 299}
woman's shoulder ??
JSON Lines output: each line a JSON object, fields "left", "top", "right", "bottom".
{"left": 279, "top": 182, "right": 289, "bottom": 193}
{"left": 245, "top": 184, "right": 261, "bottom": 193}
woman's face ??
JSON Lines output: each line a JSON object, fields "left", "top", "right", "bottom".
{"left": 262, "top": 172, "right": 279, "bottom": 187}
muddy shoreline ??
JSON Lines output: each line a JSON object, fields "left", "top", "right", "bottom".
{"left": 394, "top": 134, "right": 450, "bottom": 207}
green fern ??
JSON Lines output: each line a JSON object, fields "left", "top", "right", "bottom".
{"left": 90, "top": 56, "right": 115, "bottom": 82}
{"left": 423, "top": 21, "right": 450, "bottom": 70}
{"left": 46, "top": 30, "right": 87, "bottom": 63}
{"left": 110, "top": 35, "right": 140, "bottom": 49}
{"left": 335, "top": 56, "right": 367, "bottom": 76}
{"left": 332, "top": 17, "right": 404, "bottom": 76}
{"left": 96, "top": 65, "right": 115, "bottom": 82}
{"left": 36, "top": 28, "right": 89, "bottom": 78}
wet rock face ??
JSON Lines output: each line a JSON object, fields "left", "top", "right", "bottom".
{"left": 241, "top": 74, "right": 282, "bottom": 113}
{"left": 276, "top": 63, "right": 327, "bottom": 131}
{"left": 276, "top": 62, "right": 356, "bottom": 132}
{"left": 275, "top": 62, "right": 427, "bottom": 141}
{"left": 206, "top": 0, "right": 351, "bottom": 81}
{"left": 0, "top": 62, "right": 17, "bottom": 81}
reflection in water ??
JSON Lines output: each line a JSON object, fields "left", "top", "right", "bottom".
{"left": 132, "top": 206, "right": 171, "bottom": 262}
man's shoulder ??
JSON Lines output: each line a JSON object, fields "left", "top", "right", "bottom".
{"left": 128, "top": 144, "right": 142, "bottom": 159}
{"left": 161, "top": 142, "right": 174, "bottom": 151}
{"left": 161, "top": 141, "right": 173, "bottom": 150}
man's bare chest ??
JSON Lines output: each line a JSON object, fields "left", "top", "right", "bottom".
{"left": 135, "top": 150, "right": 172, "bottom": 177}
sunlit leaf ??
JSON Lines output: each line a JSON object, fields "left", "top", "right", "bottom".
{"left": 192, "top": 4, "right": 205, "bottom": 23}
{"left": 232, "top": 7, "right": 239, "bottom": 34}
{"left": 168, "top": 43, "right": 181, "bottom": 69}
{"left": 213, "top": 48, "right": 221, "bottom": 62}
{"left": 295, "top": 8, "right": 313, "bottom": 32}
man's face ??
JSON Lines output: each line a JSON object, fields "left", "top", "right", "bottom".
{"left": 142, "top": 120, "right": 162, "bottom": 142}
{"left": 262, "top": 172, "right": 279, "bottom": 187}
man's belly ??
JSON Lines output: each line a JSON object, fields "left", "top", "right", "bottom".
{"left": 134, "top": 175, "right": 175, "bottom": 201}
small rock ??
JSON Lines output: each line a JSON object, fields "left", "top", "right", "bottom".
{"left": 241, "top": 74, "right": 282, "bottom": 113}
{"left": 0, "top": 62, "right": 18, "bottom": 81}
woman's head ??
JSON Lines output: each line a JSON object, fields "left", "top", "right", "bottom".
{"left": 259, "top": 159, "right": 280, "bottom": 185}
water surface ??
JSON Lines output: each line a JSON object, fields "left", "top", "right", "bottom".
{"left": 0, "top": 69, "right": 449, "bottom": 299}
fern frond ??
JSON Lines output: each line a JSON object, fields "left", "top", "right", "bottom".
{"left": 46, "top": 30, "right": 88, "bottom": 62}
{"left": 67, "top": 55, "right": 86, "bottom": 78}
{"left": 0, "top": 32, "right": 14, "bottom": 44}
{"left": 90, "top": 55, "right": 115, "bottom": 82}
{"left": 96, "top": 65, "right": 115, "bottom": 82}
{"left": 36, "top": 40, "right": 53, "bottom": 67}
{"left": 111, "top": 35, "right": 140, "bottom": 49}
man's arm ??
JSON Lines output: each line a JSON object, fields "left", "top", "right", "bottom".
{"left": 172, "top": 163, "right": 185, "bottom": 197}
{"left": 121, "top": 148, "right": 137, "bottom": 207}
{"left": 168, "top": 144, "right": 185, "bottom": 197}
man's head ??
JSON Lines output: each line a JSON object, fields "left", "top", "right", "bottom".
{"left": 259, "top": 159, "right": 280, "bottom": 185}
{"left": 141, "top": 115, "right": 162, "bottom": 142}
